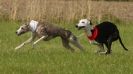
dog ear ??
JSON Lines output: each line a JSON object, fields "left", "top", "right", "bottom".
{"left": 26, "top": 22, "right": 30, "bottom": 28}
{"left": 87, "top": 18, "right": 92, "bottom": 25}
{"left": 87, "top": 17, "right": 91, "bottom": 21}
{"left": 88, "top": 19, "right": 92, "bottom": 25}
{"left": 90, "top": 20, "right": 92, "bottom": 25}
{"left": 25, "top": 22, "right": 29, "bottom": 26}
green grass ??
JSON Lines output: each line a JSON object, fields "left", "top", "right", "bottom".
{"left": 0, "top": 20, "right": 133, "bottom": 74}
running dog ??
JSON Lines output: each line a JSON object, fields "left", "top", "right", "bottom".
{"left": 75, "top": 19, "right": 128, "bottom": 54}
{"left": 15, "top": 20, "right": 83, "bottom": 52}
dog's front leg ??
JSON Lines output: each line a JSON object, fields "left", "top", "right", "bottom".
{"left": 15, "top": 34, "right": 36, "bottom": 50}
{"left": 32, "top": 36, "right": 47, "bottom": 47}
{"left": 89, "top": 40, "right": 99, "bottom": 45}
{"left": 15, "top": 37, "right": 32, "bottom": 50}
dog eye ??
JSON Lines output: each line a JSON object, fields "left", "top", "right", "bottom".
{"left": 82, "top": 22, "right": 85, "bottom": 23}
{"left": 21, "top": 27, "right": 24, "bottom": 30}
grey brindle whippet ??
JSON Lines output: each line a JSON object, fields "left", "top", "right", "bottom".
{"left": 15, "top": 20, "right": 84, "bottom": 52}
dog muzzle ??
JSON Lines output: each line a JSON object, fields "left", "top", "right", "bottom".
{"left": 75, "top": 25, "right": 85, "bottom": 30}
{"left": 16, "top": 31, "right": 24, "bottom": 36}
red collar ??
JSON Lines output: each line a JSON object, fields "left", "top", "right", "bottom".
{"left": 88, "top": 26, "right": 99, "bottom": 40}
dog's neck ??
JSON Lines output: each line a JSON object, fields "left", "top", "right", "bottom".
{"left": 84, "top": 24, "right": 93, "bottom": 36}
{"left": 29, "top": 20, "right": 38, "bottom": 32}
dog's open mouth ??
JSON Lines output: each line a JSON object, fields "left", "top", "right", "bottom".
{"left": 77, "top": 26, "right": 85, "bottom": 30}
{"left": 75, "top": 25, "right": 85, "bottom": 30}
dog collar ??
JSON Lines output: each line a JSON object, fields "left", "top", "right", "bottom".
{"left": 29, "top": 20, "right": 38, "bottom": 32}
{"left": 88, "top": 26, "right": 99, "bottom": 40}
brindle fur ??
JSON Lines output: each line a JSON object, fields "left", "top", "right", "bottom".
{"left": 15, "top": 21, "right": 84, "bottom": 52}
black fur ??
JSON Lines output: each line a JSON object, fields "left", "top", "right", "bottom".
{"left": 95, "top": 21, "right": 128, "bottom": 54}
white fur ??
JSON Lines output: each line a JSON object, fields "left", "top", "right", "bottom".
{"left": 77, "top": 19, "right": 98, "bottom": 44}
{"left": 77, "top": 19, "right": 90, "bottom": 27}
{"left": 16, "top": 26, "right": 23, "bottom": 34}
{"left": 15, "top": 20, "right": 41, "bottom": 50}
{"left": 77, "top": 19, "right": 92, "bottom": 36}
{"left": 29, "top": 20, "right": 38, "bottom": 32}
{"left": 33, "top": 36, "right": 45, "bottom": 45}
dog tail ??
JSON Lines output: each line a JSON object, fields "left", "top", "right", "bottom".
{"left": 118, "top": 36, "right": 128, "bottom": 51}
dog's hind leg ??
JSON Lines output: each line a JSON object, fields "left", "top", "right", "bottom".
{"left": 97, "top": 44, "right": 106, "bottom": 54}
{"left": 62, "top": 38, "right": 75, "bottom": 52}
{"left": 105, "top": 37, "right": 113, "bottom": 54}
{"left": 69, "top": 35, "right": 84, "bottom": 51}
{"left": 105, "top": 32, "right": 123, "bottom": 54}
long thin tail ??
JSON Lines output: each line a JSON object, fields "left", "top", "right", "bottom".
{"left": 118, "top": 36, "right": 128, "bottom": 51}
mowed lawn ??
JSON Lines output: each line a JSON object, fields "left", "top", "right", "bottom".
{"left": 0, "top": 20, "right": 133, "bottom": 74}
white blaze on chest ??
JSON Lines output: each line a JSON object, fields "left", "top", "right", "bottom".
{"left": 29, "top": 20, "right": 39, "bottom": 32}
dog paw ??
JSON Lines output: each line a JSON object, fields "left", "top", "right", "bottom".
{"left": 15, "top": 46, "right": 20, "bottom": 50}
{"left": 105, "top": 52, "right": 111, "bottom": 55}
{"left": 95, "top": 50, "right": 107, "bottom": 55}
{"left": 99, "top": 51, "right": 106, "bottom": 54}
{"left": 15, "top": 43, "right": 24, "bottom": 50}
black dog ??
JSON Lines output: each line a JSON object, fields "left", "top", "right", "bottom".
{"left": 76, "top": 19, "right": 128, "bottom": 54}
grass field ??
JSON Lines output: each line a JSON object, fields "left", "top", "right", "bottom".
{"left": 0, "top": 20, "right": 133, "bottom": 74}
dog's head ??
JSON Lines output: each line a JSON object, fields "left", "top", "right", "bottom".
{"left": 75, "top": 19, "right": 92, "bottom": 30}
{"left": 16, "top": 23, "right": 29, "bottom": 36}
